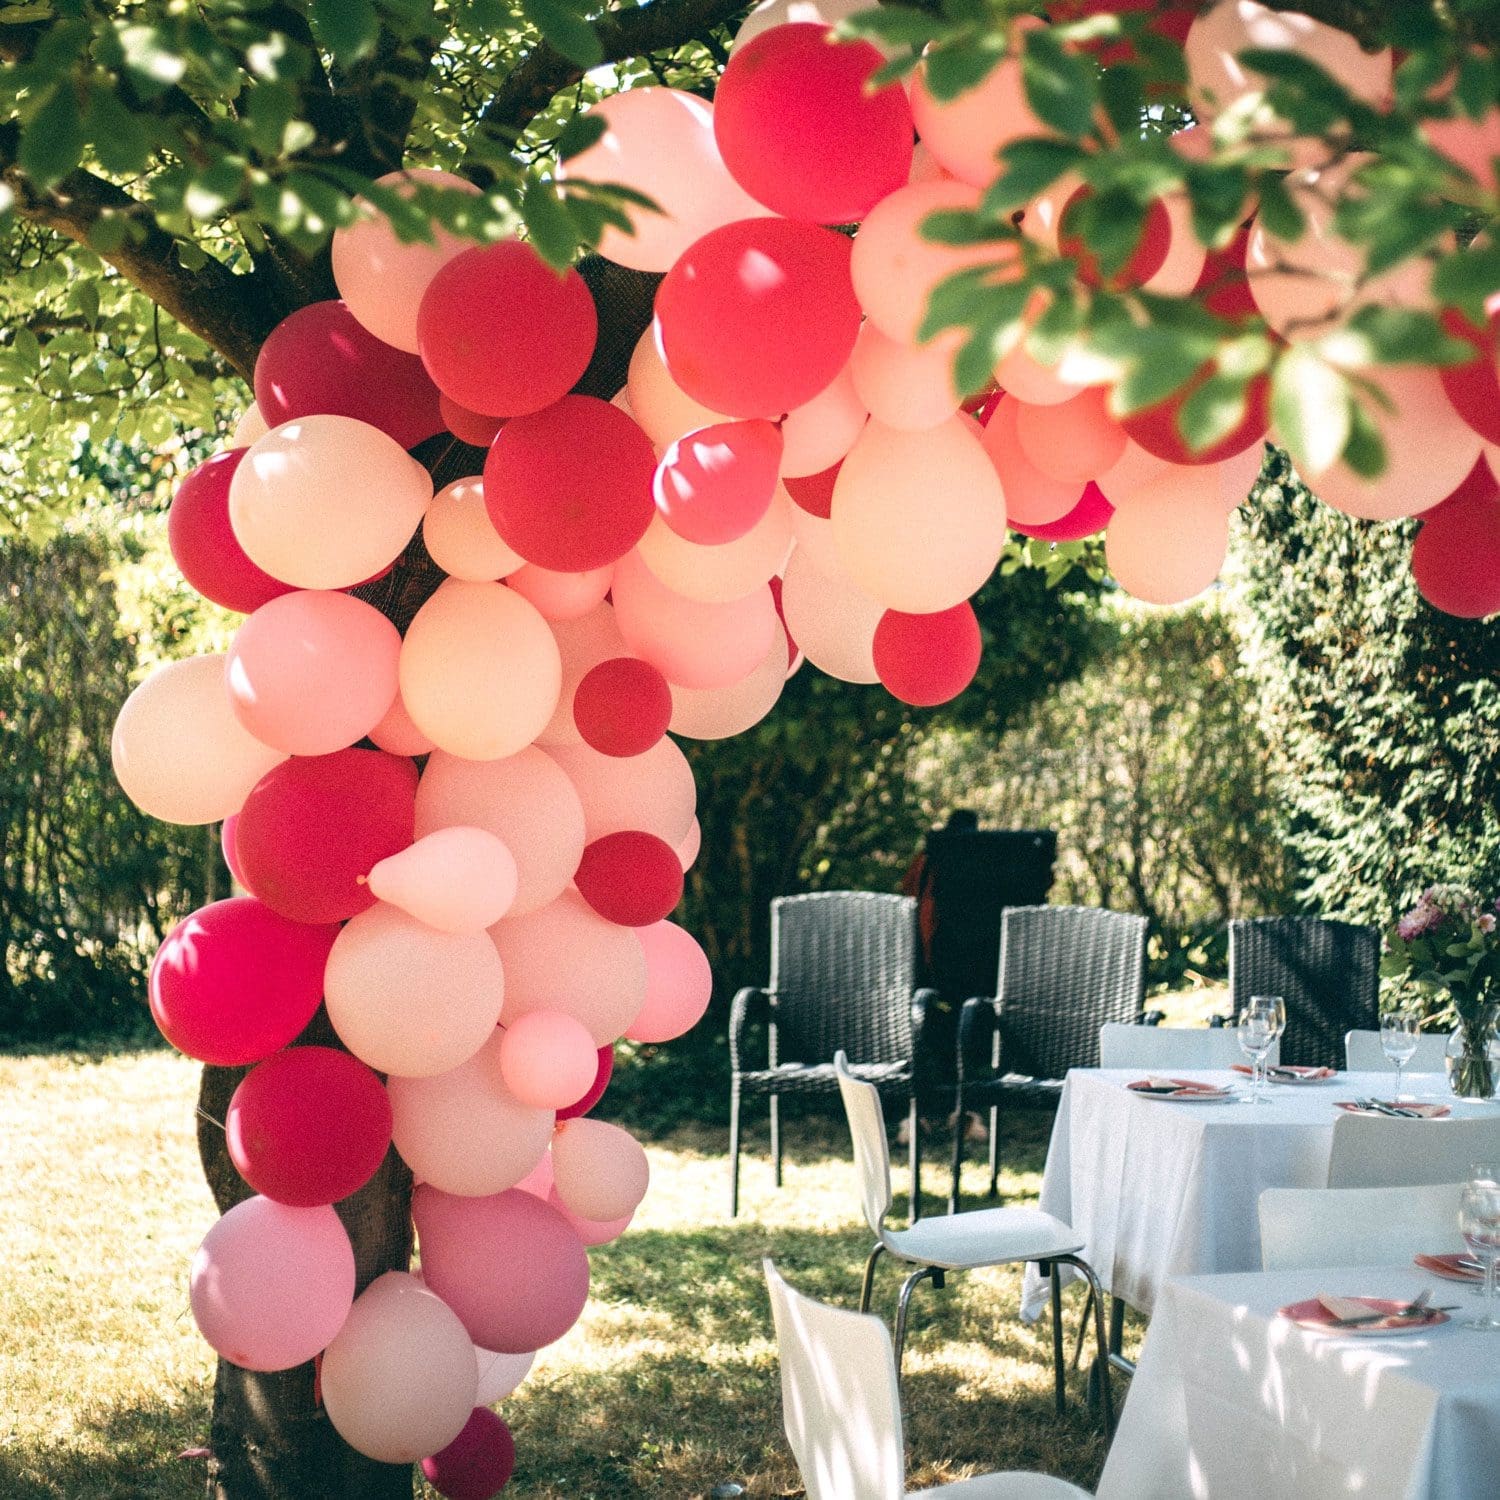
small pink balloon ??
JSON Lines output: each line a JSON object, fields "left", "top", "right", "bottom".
{"left": 1014, "top": 387, "right": 1126, "bottom": 485}
{"left": 557, "top": 1045, "right": 614, "bottom": 1120}
{"left": 980, "top": 396, "right": 1081, "bottom": 527}
{"left": 551, "top": 1117, "right": 650, "bottom": 1223}
{"left": 505, "top": 563, "right": 615, "bottom": 623}
{"left": 668, "top": 624, "right": 788, "bottom": 740}
{"left": 512, "top": 1153, "right": 555, "bottom": 1201}
{"left": 367, "top": 827, "right": 518, "bottom": 933}
{"left": 654, "top": 420, "right": 783, "bottom": 544}
{"left": 424, "top": 478, "right": 526, "bottom": 584}
{"left": 189, "top": 1198, "right": 354, "bottom": 1371}
{"left": 497, "top": 1010, "right": 600, "bottom": 1111}
{"left": 628, "top": 921, "right": 713, "bottom": 1044}
{"left": 546, "top": 1186, "right": 634, "bottom": 1248}
{"left": 1105, "top": 497, "right": 1230, "bottom": 605}
{"left": 421, "top": 1407, "right": 516, "bottom": 1500}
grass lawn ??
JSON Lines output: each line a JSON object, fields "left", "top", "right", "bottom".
{"left": 1, "top": 1048, "right": 1135, "bottom": 1498}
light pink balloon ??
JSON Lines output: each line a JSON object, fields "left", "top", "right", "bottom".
{"left": 368, "top": 683, "right": 437, "bottom": 757}
{"left": 1094, "top": 438, "right": 1173, "bottom": 507}
{"left": 189, "top": 1198, "right": 354, "bottom": 1372}
{"left": 388, "top": 1028, "right": 553, "bottom": 1195}
{"left": 506, "top": 563, "right": 614, "bottom": 622}
{"left": 536, "top": 603, "right": 630, "bottom": 749}
{"left": 513, "top": 1152, "right": 555, "bottom": 1201}
{"left": 626, "top": 328, "right": 728, "bottom": 447}
{"left": 787, "top": 501, "right": 844, "bottom": 574}
{"left": 636, "top": 492, "right": 793, "bottom": 604}
{"left": 1424, "top": 104, "right": 1500, "bottom": 197}
{"left": 498, "top": 1010, "right": 600, "bottom": 1111}
{"left": 778, "top": 365, "right": 869, "bottom": 478}
{"left": 474, "top": 1345, "right": 534, "bottom": 1406}
{"left": 849, "top": 323, "right": 961, "bottom": 432}
{"left": 1014, "top": 387, "right": 1126, "bottom": 485}
{"left": 1112, "top": 447, "right": 1265, "bottom": 514}
{"left": 320, "top": 1271, "right": 478, "bottom": 1464}
{"left": 546, "top": 1189, "right": 634, "bottom": 1248}
{"left": 777, "top": 545, "right": 882, "bottom": 684}
{"left": 415, "top": 747, "right": 586, "bottom": 916}
{"left": 367, "top": 827, "right": 518, "bottom": 933}
{"left": 676, "top": 818, "right": 702, "bottom": 873}
{"left": 226, "top": 590, "right": 400, "bottom": 756}
{"left": 551, "top": 1118, "right": 650, "bottom": 1224}
{"left": 668, "top": 625, "right": 788, "bottom": 739}
{"left": 1105, "top": 497, "right": 1230, "bottom": 605}
{"left": 629, "top": 920, "right": 713, "bottom": 1044}
{"left": 980, "top": 397, "right": 1082, "bottom": 526}
{"left": 232, "top": 403, "right": 269, "bottom": 446}
{"left": 325, "top": 903, "right": 505, "bottom": 1077}
{"left": 994, "top": 336, "right": 1086, "bottom": 406}
{"left": 546, "top": 736, "right": 696, "bottom": 845}
{"left": 424, "top": 477, "right": 525, "bottom": 583}
{"left": 1142, "top": 191, "right": 1208, "bottom": 296}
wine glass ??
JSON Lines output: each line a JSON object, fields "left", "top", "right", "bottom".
{"left": 1239, "top": 999, "right": 1277, "bottom": 1104}
{"left": 1381, "top": 1010, "right": 1420, "bottom": 1101}
{"left": 1258, "top": 994, "right": 1286, "bottom": 1069}
{"left": 1460, "top": 1176, "right": 1500, "bottom": 1331}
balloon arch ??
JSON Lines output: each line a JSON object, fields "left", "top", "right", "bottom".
{"left": 110, "top": 2, "right": 1500, "bottom": 1491}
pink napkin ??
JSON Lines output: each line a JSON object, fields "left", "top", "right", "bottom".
{"left": 1334, "top": 1100, "right": 1451, "bottom": 1118}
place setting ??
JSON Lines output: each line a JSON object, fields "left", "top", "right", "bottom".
{"left": 1125, "top": 1076, "right": 1237, "bottom": 1104}
{"left": 1277, "top": 1288, "right": 1456, "bottom": 1337}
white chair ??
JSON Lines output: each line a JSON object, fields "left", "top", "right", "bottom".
{"left": 835, "top": 1052, "right": 1112, "bottom": 1425}
{"left": 1258, "top": 1181, "right": 1466, "bottom": 1270}
{"left": 1344, "top": 1028, "right": 1450, "bottom": 1075}
{"left": 1326, "top": 1112, "right": 1500, "bottom": 1187}
{"left": 764, "top": 1259, "right": 1092, "bottom": 1500}
{"left": 1098, "top": 1022, "right": 1270, "bottom": 1071}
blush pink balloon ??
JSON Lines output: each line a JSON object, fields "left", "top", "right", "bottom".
{"left": 546, "top": 737, "right": 697, "bottom": 846}
{"left": 777, "top": 545, "right": 882, "bottom": 684}
{"left": 668, "top": 623, "right": 788, "bottom": 740}
{"left": 1014, "top": 387, "right": 1126, "bottom": 485}
{"left": 505, "top": 563, "right": 615, "bottom": 622}
{"left": 498, "top": 1010, "right": 600, "bottom": 1111}
{"left": 779, "top": 365, "right": 868, "bottom": 478}
{"left": 654, "top": 420, "right": 783, "bottom": 544}
{"left": 677, "top": 817, "right": 703, "bottom": 872}
{"left": 849, "top": 324, "right": 961, "bottom": 432}
{"left": 474, "top": 1344, "right": 535, "bottom": 1405}
{"left": 150, "top": 898, "right": 337, "bottom": 1065}
{"left": 367, "top": 827, "right": 518, "bottom": 934}
{"left": 636, "top": 492, "right": 793, "bottom": 604}
{"left": 980, "top": 396, "right": 1082, "bottom": 527}
{"left": 421, "top": 1407, "right": 516, "bottom": 1500}
{"left": 551, "top": 1118, "right": 650, "bottom": 1224}
{"left": 368, "top": 684, "right": 437, "bottom": 757}
{"left": 414, "top": 1186, "right": 591, "bottom": 1353}
{"left": 168, "top": 449, "right": 292, "bottom": 614}
{"left": 557, "top": 1045, "right": 615, "bottom": 1120}
{"left": 190, "top": 1198, "right": 354, "bottom": 1371}
{"left": 546, "top": 1187, "right": 634, "bottom": 1248}
{"left": 1105, "top": 497, "right": 1230, "bottom": 605}
{"left": 628, "top": 921, "right": 713, "bottom": 1044}
{"left": 626, "top": 328, "right": 728, "bottom": 448}
{"left": 424, "top": 478, "right": 525, "bottom": 583}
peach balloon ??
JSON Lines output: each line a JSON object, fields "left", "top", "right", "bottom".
{"left": 232, "top": 403, "right": 268, "bottom": 446}
{"left": 1094, "top": 438, "right": 1173, "bottom": 507}
{"left": 1424, "top": 105, "right": 1500, "bottom": 197}
{"left": 637, "top": 491, "right": 792, "bottom": 603}
{"left": 400, "top": 579, "right": 561, "bottom": 760}
{"left": 368, "top": 684, "right": 437, "bottom": 756}
{"left": 424, "top": 478, "right": 525, "bottom": 582}
{"left": 611, "top": 551, "right": 777, "bottom": 689}
{"left": 850, "top": 323, "right": 961, "bottom": 431}
{"left": 497, "top": 1010, "right": 600, "bottom": 1111}
{"left": 331, "top": 169, "right": 481, "bottom": 353}
{"left": 778, "top": 545, "right": 882, "bottom": 683}
{"left": 733, "top": 0, "right": 867, "bottom": 51}
{"left": 387, "top": 1029, "right": 553, "bottom": 1195}
{"left": 556, "top": 89, "right": 768, "bottom": 272}
{"left": 551, "top": 1118, "right": 650, "bottom": 1224}
{"left": 475, "top": 1346, "right": 534, "bottom": 1406}
{"left": 415, "top": 747, "right": 586, "bottom": 916}
{"left": 325, "top": 903, "right": 505, "bottom": 1077}
{"left": 787, "top": 503, "right": 844, "bottom": 574}
{"left": 994, "top": 336, "right": 1088, "bottom": 406}
{"left": 626, "top": 329, "right": 727, "bottom": 447}
{"left": 320, "top": 1272, "right": 478, "bottom": 1465}
{"left": 629, "top": 920, "right": 713, "bottom": 1044}
{"left": 831, "top": 418, "right": 1006, "bottom": 612}
{"left": 1014, "top": 387, "right": 1127, "bottom": 485}
{"left": 669, "top": 625, "right": 788, "bottom": 739}
{"left": 490, "top": 889, "right": 647, "bottom": 1044}
{"left": 545, "top": 736, "right": 696, "bottom": 845}
{"left": 228, "top": 416, "right": 430, "bottom": 590}
{"left": 506, "top": 563, "right": 614, "bottom": 622}
{"left": 778, "top": 365, "right": 869, "bottom": 478}
{"left": 980, "top": 397, "right": 1078, "bottom": 526}
{"left": 366, "top": 827, "right": 518, "bottom": 933}
{"left": 676, "top": 818, "right": 702, "bottom": 873}
{"left": 1115, "top": 444, "right": 1267, "bottom": 514}
{"left": 1142, "top": 191, "right": 1209, "bottom": 297}
{"left": 226, "top": 590, "right": 400, "bottom": 756}
{"left": 536, "top": 604, "right": 629, "bottom": 749}
{"left": 112, "top": 654, "right": 286, "bottom": 825}
{"left": 1105, "top": 498, "right": 1230, "bottom": 605}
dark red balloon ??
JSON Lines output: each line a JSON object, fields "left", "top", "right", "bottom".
{"left": 421, "top": 1408, "right": 516, "bottom": 1500}
{"left": 574, "top": 831, "right": 684, "bottom": 927}
{"left": 254, "top": 300, "right": 445, "bottom": 449}
{"left": 574, "top": 657, "right": 673, "bottom": 757}
{"left": 1052, "top": 0, "right": 1198, "bottom": 66}
{"left": 440, "top": 392, "right": 506, "bottom": 447}
{"left": 1438, "top": 308, "right": 1500, "bottom": 445}
{"left": 768, "top": 575, "right": 800, "bottom": 667}
{"left": 417, "top": 241, "right": 597, "bottom": 419}
{"left": 1121, "top": 367, "right": 1270, "bottom": 466}
{"left": 873, "top": 603, "right": 983, "bottom": 707}
{"left": 1412, "top": 458, "right": 1500, "bottom": 619}
{"left": 655, "top": 218, "right": 862, "bottom": 419}
{"left": 149, "top": 898, "right": 338, "bottom": 1066}
{"left": 234, "top": 749, "right": 419, "bottom": 925}
{"left": 227, "top": 1047, "right": 393, "bottom": 1207}
{"left": 783, "top": 460, "right": 841, "bottom": 519}
{"left": 484, "top": 395, "right": 656, "bottom": 571}
{"left": 713, "top": 24, "right": 913, "bottom": 224}
{"left": 1059, "top": 188, "right": 1173, "bottom": 290}
{"left": 168, "top": 449, "right": 292, "bottom": 614}
{"left": 1193, "top": 225, "right": 1258, "bottom": 323}
{"left": 1011, "top": 482, "right": 1114, "bottom": 541}
{"left": 557, "top": 1046, "right": 614, "bottom": 1121}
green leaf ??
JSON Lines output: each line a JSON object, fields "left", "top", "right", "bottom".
{"left": 1271, "top": 345, "right": 1349, "bottom": 476}
{"left": 555, "top": 112, "right": 607, "bottom": 163}
{"left": 835, "top": 5, "right": 938, "bottom": 48}
{"left": 1254, "top": 174, "right": 1305, "bottom": 243}
{"left": 1021, "top": 28, "right": 1097, "bottom": 139}
{"left": 310, "top": 0, "right": 379, "bottom": 62}
{"left": 1178, "top": 372, "right": 1248, "bottom": 454}
{"left": 922, "top": 36, "right": 1006, "bottom": 104}
{"left": 1433, "top": 243, "right": 1500, "bottom": 322}
{"left": 1106, "top": 331, "right": 1208, "bottom": 416}
{"left": 522, "top": 0, "right": 603, "bottom": 69}
{"left": 85, "top": 89, "right": 151, "bottom": 177}
{"left": 19, "top": 86, "right": 86, "bottom": 189}
{"left": 522, "top": 178, "right": 579, "bottom": 269}
{"left": 982, "top": 138, "right": 1085, "bottom": 215}
{"left": 1323, "top": 306, "right": 1471, "bottom": 369}
{"left": 918, "top": 210, "right": 1011, "bottom": 246}
{"left": 1340, "top": 395, "right": 1387, "bottom": 478}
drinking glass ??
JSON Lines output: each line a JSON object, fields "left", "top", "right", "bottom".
{"left": 1460, "top": 1176, "right": 1500, "bottom": 1331}
{"left": 1239, "top": 999, "right": 1277, "bottom": 1104}
{"left": 1259, "top": 994, "right": 1286, "bottom": 1067}
{"left": 1382, "top": 1010, "right": 1420, "bottom": 1101}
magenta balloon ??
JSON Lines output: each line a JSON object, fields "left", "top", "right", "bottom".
{"left": 421, "top": 1407, "right": 517, "bottom": 1500}
{"left": 234, "top": 749, "right": 419, "bottom": 925}
{"left": 655, "top": 218, "right": 862, "bottom": 419}
{"left": 189, "top": 1198, "right": 354, "bottom": 1371}
{"left": 413, "top": 1186, "right": 591, "bottom": 1353}
{"left": 220, "top": 812, "right": 251, "bottom": 891}
{"left": 254, "top": 300, "right": 445, "bottom": 450}
{"left": 168, "top": 449, "right": 292, "bottom": 613}
{"left": 654, "top": 420, "right": 783, "bottom": 544}
{"left": 1010, "top": 481, "right": 1114, "bottom": 541}
{"left": 628, "top": 920, "right": 714, "bottom": 1044}
{"left": 150, "top": 898, "right": 337, "bottom": 1065}
{"left": 226, "top": 1047, "right": 393, "bottom": 1207}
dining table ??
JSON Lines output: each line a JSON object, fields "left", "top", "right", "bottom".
{"left": 1096, "top": 1260, "right": 1500, "bottom": 1499}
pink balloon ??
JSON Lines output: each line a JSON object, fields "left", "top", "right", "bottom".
{"left": 414, "top": 1186, "right": 591, "bottom": 1353}
{"left": 546, "top": 736, "right": 697, "bottom": 845}
{"left": 367, "top": 827, "right": 518, "bottom": 934}
{"left": 779, "top": 365, "right": 868, "bottom": 478}
{"left": 628, "top": 921, "right": 713, "bottom": 1044}
{"left": 777, "top": 545, "right": 882, "bottom": 684}
{"left": 168, "top": 449, "right": 292, "bottom": 614}
{"left": 654, "top": 219, "right": 862, "bottom": 419}
{"left": 654, "top": 420, "right": 783, "bottom": 544}
{"left": 368, "top": 684, "right": 438, "bottom": 757}
{"left": 150, "top": 898, "right": 337, "bottom": 1065}
{"left": 980, "top": 396, "right": 1082, "bottom": 526}
{"left": 498, "top": 1011, "right": 600, "bottom": 1111}
{"left": 422, "top": 1407, "right": 516, "bottom": 1500}
{"left": 474, "top": 1344, "right": 535, "bottom": 1405}
{"left": 1106, "top": 497, "right": 1230, "bottom": 605}
{"left": 668, "top": 623, "right": 788, "bottom": 740}
{"left": 189, "top": 1198, "right": 354, "bottom": 1371}
{"left": 677, "top": 818, "right": 703, "bottom": 872}
{"left": 551, "top": 1118, "right": 650, "bottom": 1224}
{"left": 235, "top": 749, "right": 418, "bottom": 925}
{"left": 849, "top": 323, "right": 961, "bottom": 432}
{"left": 226, "top": 1047, "right": 393, "bottom": 1207}
{"left": 424, "top": 478, "right": 525, "bottom": 583}
{"left": 637, "top": 492, "right": 793, "bottom": 604}
{"left": 1424, "top": 104, "right": 1500, "bottom": 197}
{"left": 505, "top": 563, "right": 615, "bottom": 622}
{"left": 221, "top": 813, "right": 250, "bottom": 891}
{"left": 557, "top": 1045, "right": 615, "bottom": 1120}
{"left": 1010, "top": 482, "right": 1114, "bottom": 541}
{"left": 1014, "top": 387, "right": 1126, "bottom": 485}
{"left": 547, "top": 1187, "right": 634, "bottom": 1248}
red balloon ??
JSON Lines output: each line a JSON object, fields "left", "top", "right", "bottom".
{"left": 557, "top": 1045, "right": 614, "bottom": 1121}
{"left": 484, "top": 396, "right": 656, "bottom": 571}
{"left": 573, "top": 657, "right": 674, "bottom": 757}
{"left": 1121, "top": 368, "right": 1270, "bottom": 466}
{"left": 574, "top": 830, "right": 685, "bottom": 927}
{"left": 713, "top": 24, "right": 914, "bottom": 224}
{"left": 254, "top": 300, "right": 445, "bottom": 450}
{"left": 655, "top": 218, "right": 862, "bottom": 419}
{"left": 654, "top": 420, "right": 783, "bottom": 543}
{"left": 168, "top": 449, "right": 292, "bottom": 614}
{"left": 1059, "top": 189, "right": 1173, "bottom": 290}
{"left": 220, "top": 812, "right": 253, "bottom": 894}
{"left": 1193, "top": 225, "right": 1258, "bottom": 323}
{"left": 1052, "top": 0, "right": 1198, "bottom": 65}
{"left": 421, "top": 1408, "right": 516, "bottom": 1500}
{"left": 417, "top": 241, "right": 597, "bottom": 418}
{"left": 440, "top": 392, "right": 506, "bottom": 447}
{"left": 783, "top": 461, "right": 841, "bottom": 519}
{"left": 150, "top": 898, "right": 338, "bottom": 1066}
{"left": 768, "top": 575, "right": 799, "bottom": 666}
{"left": 235, "top": 749, "right": 419, "bottom": 925}
{"left": 873, "top": 603, "right": 982, "bottom": 706}
{"left": 1011, "top": 482, "right": 1115, "bottom": 541}
{"left": 1412, "top": 458, "right": 1500, "bottom": 619}
{"left": 226, "top": 1047, "right": 393, "bottom": 1207}
{"left": 1438, "top": 308, "right": 1500, "bottom": 445}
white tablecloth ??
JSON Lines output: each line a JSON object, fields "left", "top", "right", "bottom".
{"left": 1097, "top": 1262, "right": 1500, "bottom": 1500}
{"left": 1019, "top": 1070, "right": 1490, "bottom": 1321}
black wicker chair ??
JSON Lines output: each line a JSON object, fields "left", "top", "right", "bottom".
{"left": 1228, "top": 916, "right": 1380, "bottom": 1070}
{"left": 950, "top": 905, "right": 1149, "bottom": 1213}
{"left": 730, "top": 892, "right": 933, "bottom": 1223}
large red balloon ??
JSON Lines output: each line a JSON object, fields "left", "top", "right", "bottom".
{"left": 556, "top": 1045, "right": 614, "bottom": 1121}
{"left": 1438, "top": 308, "right": 1500, "bottom": 446}
{"left": 421, "top": 1407, "right": 516, "bottom": 1500}
{"left": 1121, "top": 368, "right": 1270, "bottom": 466}
{"left": 654, "top": 219, "right": 862, "bottom": 419}
{"left": 1412, "top": 458, "right": 1500, "bottom": 619}
{"left": 439, "top": 393, "right": 506, "bottom": 448}
{"left": 873, "top": 603, "right": 983, "bottom": 706}
{"left": 226, "top": 1047, "right": 393, "bottom": 1207}
{"left": 484, "top": 396, "right": 656, "bottom": 571}
{"left": 417, "top": 241, "right": 597, "bottom": 418}
{"left": 150, "top": 899, "right": 338, "bottom": 1066}
{"left": 168, "top": 449, "right": 292, "bottom": 614}
{"left": 573, "top": 830, "right": 685, "bottom": 927}
{"left": 1193, "top": 225, "right": 1257, "bottom": 323}
{"left": 1010, "top": 482, "right": 1115, "bottom": 541}
{"left": 254, "top": 300, "right": 445, "bottom": 450}
{"left": 654, "top": 419, "right": 783, "bottom": 544}
{"left": 573, "top": 657, "right": 674, "bottom": 757}
{"left": 713, "top": 24, "right": 914, "bottom": 224}
{"left": 1059, "top": 189, "right": 1173, "bottom": 290}
{"left": 234, "top": 749, "right": 419, "bottom": 925}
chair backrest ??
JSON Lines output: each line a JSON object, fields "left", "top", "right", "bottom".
{"left": 763, "top": 1259, "right": 906, "bottom": 1500}
{"left": 1098, "top": 1022, "right": 1261, "bottom": 1072}
{"left": 770, "top": 893, "right": 918, "bottom": 1066}
{"left": 1344, "top": 1028, "right": 1451, "bottom": 1075}
{"left": 1229, "top": 916, "right": 1379, "bottom": 1070}
{"left": 996, "top": 906, "right": 1148, "bottom": 1081}
{"left": 835, "top": 1051, "right": 893, "bottom": 1235}
{"left": 1259, "top": 1181, "right": 1465, "bottom": 1270}
{"left": 1326, "top": 1113, "right": 1500, "bottom": 1187}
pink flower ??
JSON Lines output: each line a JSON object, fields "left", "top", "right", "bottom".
{"left": 1480, "top": 913, "right": 1497, "bottom": 935}
{"left": 1398, "top": 902, "right": 1443, "bottom": 940}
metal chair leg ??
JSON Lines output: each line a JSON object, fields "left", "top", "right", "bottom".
{"left": 907, "top": 1093, "right": 921, "bottom": 1225}
{"left": 892, "top": 1265, "right": 940, "bottom": 1381}
{"left": 987, "top": 1103, "right": 1001, "bottom": 1200}
{"left": 947, "top": 1086, "right": 966, "bottom": 1215}
{"left": 770, "top": 1091, "right": 782, "bottom": 1188}
{"left": 729, "top": 1080, "right": 742, "bottom": 1218}
{"left": 1071, "top": 1284, "right": 1096, "bottom": 1370}
{"left": 1048, "top": 1262, "right": 1065, "bottom": 1416}
{"left": 858, "top": 1243, "right": 886, "bottom": 1314}
{"left": 1059, "top": 1254, "right": 1115, "bottom": 1434}
{"left": 1109, "top": 1294, "right": 1126, "bottom": 1356}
